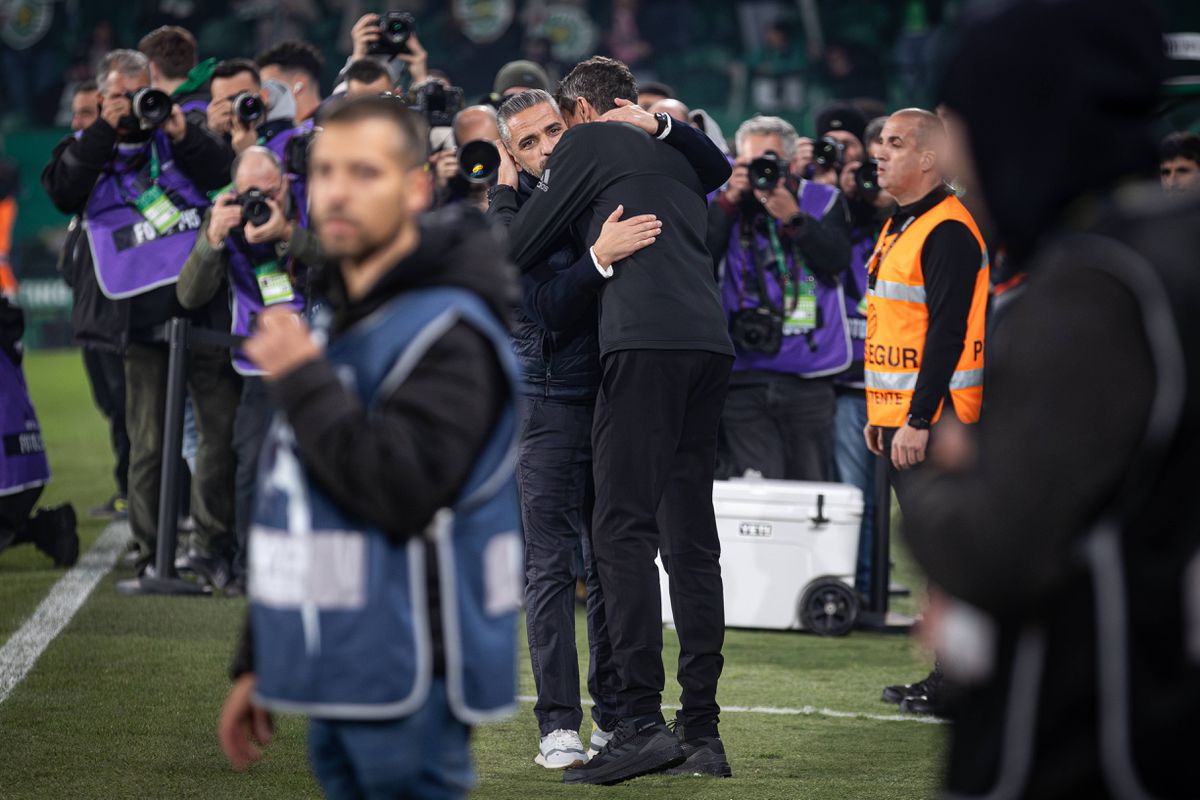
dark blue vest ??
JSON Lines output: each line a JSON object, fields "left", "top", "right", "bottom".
{"left": 248, "top": 288, "right": 522, "bottom": 722}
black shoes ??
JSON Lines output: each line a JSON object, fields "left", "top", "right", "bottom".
{"left": 664, "top": 719, "right": 732, "bottom": 778}
{"left": 31, "top": 504, "right": 80, "bottom": 567}
{"left": 883, "top": 665, "right": 950, "bottom": 717}
{"left": 881, "top": 666, "right": 942, "bottom": 705}
{"left": 175, "top": 549, "right": 233, "bottom": 590}
{"left": 563, "top": 714, "right": 685, "bottom": 786}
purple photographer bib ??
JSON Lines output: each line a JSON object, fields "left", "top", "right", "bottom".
{"left": 0, "top": 354, "right": 50, "bottom": 496}
{"left": 84, "top": 130, "right": 210, "bottom": 299}
{"left": 227, "top": 237, "right": 305, "bottom": 376}
{"left": 721, "top": 180, "right": 851, "bottom": 378}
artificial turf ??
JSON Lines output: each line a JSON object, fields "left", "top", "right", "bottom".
{"left": 0, "top": 350, "right": 945, "bottom": 799}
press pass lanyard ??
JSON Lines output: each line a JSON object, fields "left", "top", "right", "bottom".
{"left": 867, "top": 215, "right": 916, "bottom": 291}
{"left": 115, "top": 141, "right": 161, "bottom": 205}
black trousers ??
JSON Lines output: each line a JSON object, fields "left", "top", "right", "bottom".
{"left": 82, "top": 346, "right": 129, "bottom": 496}
{"left": 718, "top": 371, "right": 836, "bottom": 481}
{"left": 591, "top": 349, "right": 732, "bottom": 736}
{"left": 232, "top": 376, "right": 273, "bottom": 577}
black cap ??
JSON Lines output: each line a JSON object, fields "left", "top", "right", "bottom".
{"left": 494, "top": 60, "right": 551, "bottom": 95}
{"left": 815, "top": 102, "right": 867, "bottom": 144}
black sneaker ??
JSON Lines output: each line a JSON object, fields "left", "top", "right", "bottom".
{"left": 899, "top": 692, "right": 946, "bottom": 716}
{"left": 32, "top": 504, "right": 79, "bottom": 567}
{"left": 663, "top": 720, "right": 732, "bottom": 777}
{"left": 881, "top": 666, "right": 941, "bottom": 705}
{"left": 175, "top": 550, "right": 232, "bottom": 591}
{"left": 563, "top": 714, "right": 685, "bottom": 786}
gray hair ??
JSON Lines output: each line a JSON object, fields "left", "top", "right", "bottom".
{"left": 734, "top": 115, "right": 798, "bottom": 160}
{"left": 230, "top": 145, "right": 283, "bottom": 182}
{"left": 496, "top": 90, "right": 559, "bottom": 144}
{"left": 96, "top": 49, "right": 151, "bottom": 95}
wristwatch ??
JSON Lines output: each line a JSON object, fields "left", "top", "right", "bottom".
{"left": 653, "top": 111, "right": 670, "bottom": 138}
{"left": 906, "top": 414, "right": 932, "bottom": 430}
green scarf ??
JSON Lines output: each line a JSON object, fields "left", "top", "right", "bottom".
{"left": 172, "top": 57, "right": 217, "bottom": 98}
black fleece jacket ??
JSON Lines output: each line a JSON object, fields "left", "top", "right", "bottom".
{"left": 231, "top": 205, "right": 516, "bottom": 679}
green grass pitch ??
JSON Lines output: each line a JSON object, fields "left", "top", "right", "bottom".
{"left": 0, "top": 350, "right": 945, "bottom": 799}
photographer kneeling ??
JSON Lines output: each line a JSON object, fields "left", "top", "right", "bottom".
{"left": 176, "top": 145, "right": 323, "bottom": 591}
{"left": 709, "top": 115, "right": 853, "bottom": 480}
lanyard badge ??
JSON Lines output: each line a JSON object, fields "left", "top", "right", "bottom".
{"left": 127, "top": 143, "right": 184, "bottom": 235}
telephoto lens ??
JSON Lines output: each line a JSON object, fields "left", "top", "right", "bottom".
{"left": 813, "top": 136, "right": 846, "bottom": 169}
{"left": 234, "top": 91, "right": 266, "bottom": 125}
{"left": 368, "top": 11, "right": 415, "bottom": 56}
{"left": 236, "top": 189, "right": 273, "bottom": 227}
{"left": 457, "top": 140, "right": 500, "bottom": 184}
{"left": 855, "top": 159, "right": 880, "bottom": 197}
{"left": 129, "top": 88, "right": 172, "bottom": 128}
{"left": 747, "top": 152, "right": 785, "bottom": 192}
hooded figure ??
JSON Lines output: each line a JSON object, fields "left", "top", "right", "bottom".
{"left": 900, "top": 1, "right": 1200, "bottom": 798}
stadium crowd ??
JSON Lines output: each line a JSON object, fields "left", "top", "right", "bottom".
{"left": 1, "top": 0, "right": 1198, "bottom": 797}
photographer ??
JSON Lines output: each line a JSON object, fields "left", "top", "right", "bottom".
{"left": 256, "top": 41, "right": 325, "bottom": 125}
{"left": 337, "top": 12, "right": 428, "bottom": 94}
{"left": 436, "top": 105, "right": 501, "bottom": 211}
{"left": 709, "top": 115, "right": 852, "bottom": 481}
{"left": 41, "top": 49, "right": 237, "bottom": 579}
{"left": 343, "top": 59, "right": 394, "bottom": 97}
{"left": 176, "top": 146, "right": 323, "bottom": 590}
{"left": 208, "top": 59, "right": 311, "bottom": 228}
{"left": 138, "top": 25, "right": 212, "bottom": 125}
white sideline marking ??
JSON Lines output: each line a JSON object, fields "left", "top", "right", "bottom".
{"left": 0, "top": 522, "right": 128, "bottom": 704}
{"left": 515, "top": 695, "right": 946, "bottom": 725}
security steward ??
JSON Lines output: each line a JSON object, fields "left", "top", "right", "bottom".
{"left": 862, "top": 107, "right": 987, "bottom": 493}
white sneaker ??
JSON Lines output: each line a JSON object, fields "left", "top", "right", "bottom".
{"left": 534, "top": 729, "right": 587, "bottom": 769}
{"left": 586, "top": 724, "right": 614, "bottom": 758}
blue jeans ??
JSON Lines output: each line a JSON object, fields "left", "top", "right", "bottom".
{"left": 833, "top": 390, "right": 877, "bottom": 597}
{"left": 517, "top": 397, "right": 620, "bottom": 735}
{"left": 308, "top": 680, "right": 473, "bottom": 800}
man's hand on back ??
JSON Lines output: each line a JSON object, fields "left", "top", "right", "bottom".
{"left": 597, "top": 98, "right": 657, "bottom": 135}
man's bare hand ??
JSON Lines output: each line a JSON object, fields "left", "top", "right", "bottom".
{"left": 598, "top": 97, "right": 657, "bottom": 134}
{"left": 755, "top": 182, "right": 800, "bottom": 222}
{"left": 495, "top": 138, "right": 520, "bottom": 189}
{"left": 864, "top": 423, "right": 886, "bottom": 457}
{"left": 350, "top": 13, "right": 381, "bottom": 60}
{"left": 244, "top": 196, "right": 292, "bottom": 246}
{"left": 217, "top": 673, "right": 273, "bottom": 771}
{"left": 891, "top": 424, "right": 930, "bottom": 470}
{"left": 207, "top": 192, "right": 244, "bottom": 248}
{"left": 592, "top": 204, "right": 661, "bottom": 268}
{"left": 163, "top": 104, "right": 187, "bottom": 143}
{"left": 245, "top": 307, "right": 321, "bottom": 379}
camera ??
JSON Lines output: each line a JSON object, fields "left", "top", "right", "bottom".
{"left": 235, "top": 189, "right": 273, "bottom": 227}
{"left": 747, "top": 152, "right": 786, "bottom": 192}
{"left": 368, "top": 11, "right": 416, "bottom": 57}
{"left": 126, "top": 88, "right": 172, "bottom": 129}
{"left": 413, "top": 81, "right": 464, "bottom": 129}
{"left": 284, "top": 131, "right": 314, "bottom": 178}
{"left": 234, "top": 91, "right": 265, "bottom": 125}
{"left": 855, "top": 159, "right": 880, "bottom": 197}
{"left": 812, "top": 136, "right": 846, "bottom": 170}
{"left": 730, "top": 306, "right": 784, "bottom": 355}
{"left": 457, "top": 140, "right": 500, "bottom": 184}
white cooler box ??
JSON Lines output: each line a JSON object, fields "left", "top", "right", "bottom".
{"left": 658, "top": 480, "right": 863, "bottom": 636}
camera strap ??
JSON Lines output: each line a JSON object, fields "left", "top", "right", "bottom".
{"left": 119, "top": 142, "right": 183, "bottom": 235}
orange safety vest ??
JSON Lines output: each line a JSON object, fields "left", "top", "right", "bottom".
{"left": 864, "top": 193, "right": 988, "bottom": 427}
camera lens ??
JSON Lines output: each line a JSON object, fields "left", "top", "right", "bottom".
{"left": 234, "top": 92, "right": 265, "bottom": 125}
{"left": 748, "top": 154, "right": 782, "bottom": 192}
{"left": 131, "top": 88, "right": 172, "bottom": 128}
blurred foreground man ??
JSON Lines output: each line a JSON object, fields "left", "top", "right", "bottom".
{"left": 906, "top": 1, "right": 1200, "bottom": 797}
{"left": 218, "top": 97, "right": 522, "bottom": 799}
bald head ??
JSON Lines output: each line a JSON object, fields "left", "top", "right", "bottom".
{"left": 876, "top": 108, "right": 946, "bottom": 205}
{"left": 232, "top": 145, "right": 284, "bottom": 194}
{"left": 454, "top": 105, "right": 500, "bottom": 146}
{"left": 650, "top": 98, "right": 690, "bottom": 124}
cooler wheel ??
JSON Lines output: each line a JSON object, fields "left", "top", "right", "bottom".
{"left": 799, "top": 578, "right": 859, "bottom": 636}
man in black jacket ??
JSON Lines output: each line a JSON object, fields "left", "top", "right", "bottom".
{"left": 42, "top": 48, "right": 236, "bottom": 579}
{"left": 501, "top": 56, "right": 734, "bottom": 785}
{"left": 219, "top": 97, "right": 516, "bottom": 800}
{"left": 903, "top": 1, "right": 1200, "bottom": 796}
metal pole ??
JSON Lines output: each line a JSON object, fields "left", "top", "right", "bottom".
{"left": 152, "top": 316, "right": 189, "bottom": 580}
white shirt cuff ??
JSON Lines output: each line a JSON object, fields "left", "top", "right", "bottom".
{"left": 656, "top": 114, "right": 673, "bottom": 140}
{"left": 590, "top": 246, "right": 614, "bottom": 278}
